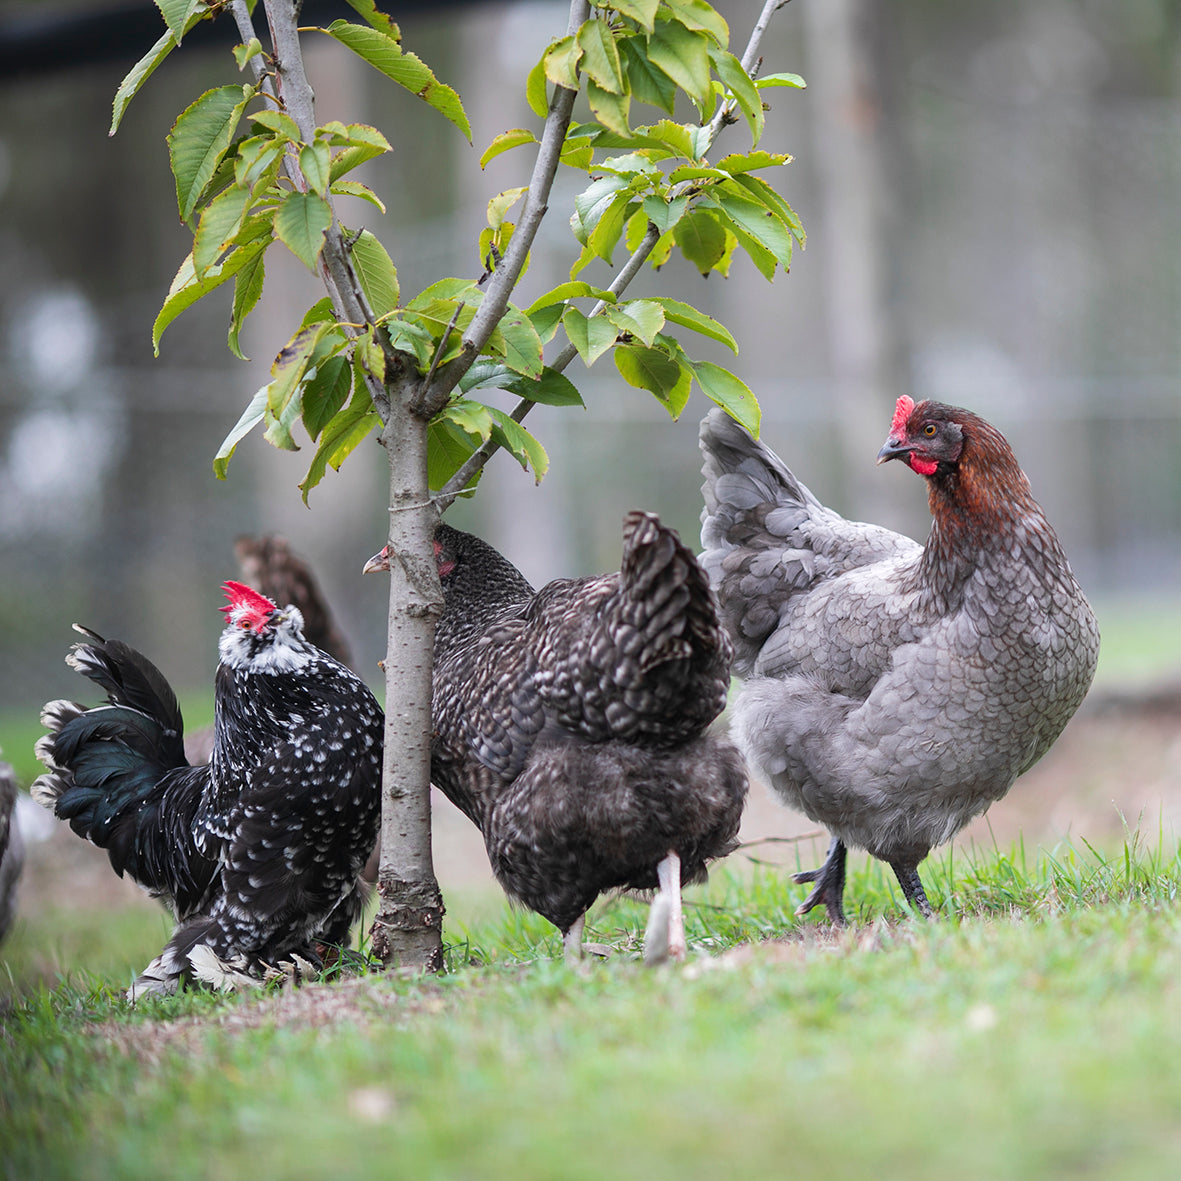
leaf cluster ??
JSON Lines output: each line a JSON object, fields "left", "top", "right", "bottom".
{"left": 116, "top": 1, "right": 806, "bottom": 499}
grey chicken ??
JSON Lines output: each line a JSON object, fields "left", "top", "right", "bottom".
{"left": 32, "top": 581, "right": 383, "bottom": 996}
{"left": 699, "top": 398, "right": 1100, "bottom": 922}
{"left": 364, "top": 512, "right": 748, "bottom": 963}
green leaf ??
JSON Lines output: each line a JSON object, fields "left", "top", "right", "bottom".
{"left": 618, "top": 35, "right": 677, "bottom": 113}
{"left": 709, "top": 190, "right": 794, "bottom": 271}
{"left": 110, "top": 6, "right": 210, "bottom": 135}
{"left": 385, "top": 317, "right": 435, "bottom": 368}
{"left": 480, "top": 129, "right": 538, "bottom": 169}
{"left": 647, "top": 20, "right": 712, "bottom": 105}
{"left": 717, "top": 150, "right": 790, "bottom": 175}
{"left": 497, "top": 310, "right": 544, "bottom": 378}
{"left": 274, "top": 191, "right": 333, "bottom": 271}
{"left": 410, "top": 277, "right": 483, "bottom": 304}
{"left": 662, "top": 0, "right": 729, "bottom": 45}
{"left": 329, "top": 179, "right": 387, "bottom": 213}
{"left": 526, "top": 55, "right": 550, "bottom": 118}
{"left": 249, "top": 108, "right": 301, "bottom": 142}
{"left": 487, "top": 187, "right": 528, "bottom": 229}
{"left": 526, "top": 281, "right": 616, "bottom": 313}
{"left": 427, "top": 417, "right": 482, "bottom": 492}
{"left": 155, "top": 0, "right": 205, "bottom": 45}
{"left": 300, "top": 141, "right": 331, "bottom": 196}
{"left": 323, "top": 20, "right": 471, "bottom": 141}
{"left": 301, "top": 355, "right": 353, "bottom": 441}
{"left": 264, "top": 388, "right": 304, "bottom": 452}
{"left": 301, "top": 297, "right": 337, "bottom": 328}
{"left": 214, "top": 385, "right": 269, "bottom": 479}
{"left": 641, "top": 192, "right": 689, "bottom": 235}
{"left": 604, "top": 0, "right": 661, "bottom": 33}
{"left": 527, "top": 303, "right": 565, "bottom": 343}
{"left": 577, "top": 18, "right": 624, "bottom": 94}
{"left": 692, "top": 360, "right": 760, "bottom": 433}
{"left": 234, "top": 135, "right": 284, "bottom": 189}
{"left": 562, "top": 306, "right": 618, "bottom": 365}
{"left": 461, "top": 361, "right": 584, "bottom": 407}
{"left": 192, "top": 184, "right": 252, "bottom": 276}
{"left": 560, "top": 136, "right": 595, "bottom": 172}
{"left": 673, "top": 206, "right": 728, "bottom": 275}
{"left": 587, "top": 193, "right": 633, "bottom": 263}
{"left": 233, "top": 38, "right": 263, "bottom": 71}
{"left": 756, "top": 72, "right": 807, "bottom": 90}
{"left": 300, "top": 389, "right": 381, "bottom": 503}
{"left": 168, "top": 85, "right": 252, "bottom": 223}
{"left": 648, "top": 296, "right": 737, "bottom": 352}
{"left": 710, "top": 47, "right": 763, "bottom": 144}
{"left": 587, "top": 81, "right": 632, "bottom": 137}
{"left": 487, "top": 408, "right": 548, "bottom": 483}
{"left": 154, "top": 244, "right": 259, "bottom": 354}
{"left": 616, "top": 345, "right": 690, "bottom": 417}
{"left": 268, "top": 322, "right": 332, "bottom": 426}
{"left": 606, "top": 299, "right": 665, "bottom": 347}
{"left": 543, "top": 35, "right": 582, "bottom": 91}
{"left": 349, "top": 229, "right": 399, "bottom": 317}
{"left": 572, "top": 175, "right": 630, "bottom": 244}
{"left": 228, "top": 245, "right": 267, "bottom": 360}
{"left": 342, "top": 0, "right": 402, "bottom": 38}
{"left": 729, "top": 171, "right": 806, "bottom": 244}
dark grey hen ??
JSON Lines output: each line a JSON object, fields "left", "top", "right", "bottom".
{"left": 366, "top": 512, "right": 747, "bottom": 962}
{"left": 700, "top": 399, "right": 1100, "bottom": 923}
{"left": 33, "top": 581, "right": 383, "bottom": 997}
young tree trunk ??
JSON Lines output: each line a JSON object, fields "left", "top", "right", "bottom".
{"left": 370, "top": 398, "right": 445, "bottom": 971}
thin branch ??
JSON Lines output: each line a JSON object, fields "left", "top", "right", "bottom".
{"left": 436, "top": 1, "right": 792, "bottom": 506}
{"left": 416, "top": 0, "right": 591, "bottom": 421}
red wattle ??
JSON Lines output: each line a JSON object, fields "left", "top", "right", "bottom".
{"left": 909, "top": 455, "right": 938, "bottom": 476}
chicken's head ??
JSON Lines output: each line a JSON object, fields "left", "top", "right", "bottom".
{"left": 877, "top": 397, "right": 966, "bottom": 478}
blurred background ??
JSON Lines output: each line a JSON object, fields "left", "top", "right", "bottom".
{"left": 2, "top": 0, "right": 1180, "bottom": 967}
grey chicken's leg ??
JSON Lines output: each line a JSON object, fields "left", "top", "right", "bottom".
{"left": 791, "top": 837, "right": 848, "bottom": 926}
{"left": 889, "top": 860, "right": 934, "bottom": 918}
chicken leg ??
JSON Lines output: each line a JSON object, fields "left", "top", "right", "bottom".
{"left": 889, "top": 860, "right": 934, "bottom": 918}
{"left": 563, "top": 913, "right": 586, "bottom": 964}
{"left": 643, "top": 851, "right": 686, "bottom": 964}
{"left": 791, "top": 837, "right": 848, "bottom": 926}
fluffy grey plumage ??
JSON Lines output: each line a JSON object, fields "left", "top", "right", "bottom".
{"left": 371, "top": 512, "right": 747, "bottom": 960}
{"left": 699, "top": 400, "right": 1100, "bottom": 922}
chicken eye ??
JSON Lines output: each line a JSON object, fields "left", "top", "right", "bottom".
{"left": 923, "top": 423, "right": 937, "bottom": 437}
{"left": 239, "top": 618, "right": 252, "bottom": 630}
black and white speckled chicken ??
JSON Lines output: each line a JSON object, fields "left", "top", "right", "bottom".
{"left": 365, "top": 512, "right": 748, "bottom": 963}
{"left": 32, "top": 581, "right": 383, "bottom": 996}
{"left": 699, "top": 399, "right": 1100, "bottom": 923}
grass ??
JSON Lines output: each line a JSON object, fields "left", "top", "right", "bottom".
{"left": 4, "top": 840, "right": 1181, "bottom": 1180}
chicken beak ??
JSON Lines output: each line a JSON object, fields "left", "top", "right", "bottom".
{"left": 876, "top": 437, "right": 908, "bottom": 465}
{"left": 362, "top": 545, "right": 391, "bottom": 574}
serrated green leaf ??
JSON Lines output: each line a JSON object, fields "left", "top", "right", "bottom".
{"left": 487, "top": 408, "right": 548, "bottom": 483}
{"left": 526, "top": 55, "right": 550, "bottom": 118}
{"left": 544, "top": 35, "right": 582, "bottom": 91}
{"left": 587, "top": 80, "right": 631, "bottom": 137}
{"left": 598, "top": 152, "right": 661, "bottom": 178}
{"left": 410, "top": 278, "right": 483, "bottom": 305}
{"left": 606, "top": 299, "right": 665, "bottom": 347}
{"left": 385, "top": 317, "right": 435, "bottom": 368}
{"left": 460, "top": 361, "right": 584, "bottom": 407}
{"left": 497, "top": 309, "right": 544, "bottom": 378}
{"left": 329, "top": 179, "right": 387, "bottom": 213}
{"left": 323, "top": 20, "right": 471, "bottom": 141}
{"left": 349, "top": 229, "right": 399, "bottom": 317}
{"left": 618, "top": 35, "right": 678, "bottom": 113}
{"left": 301, "top": 355, "right": 353, "bottom": 440}
{"left": 234, "top": 135, "right": 284, "bottom": 189}
{"left": 615, "top": 344, "right": 690, "bottom": 416}
{"left": 299, "top": 389, "right": 381, "bottom": 503}
{"left": 268, "top": 323, "right": 332, "bottom": 430}
{"left": 709, "top": 190, "right": 793, "bottom": 271}
{"left": 560, "top": 135, "right": 595, "bottom": 171}
{"left": 647, "top": 20, "right": 712, "bottom": 104}
{"left": 168, "top": 85, "right": 251, "bottom": 223}
{"left": 717, "top": 150, "right": 790, "bottom": 175}
{"left": 300, "top": 297, "right": 337, "bottom": 328}
{"left": 250, "top": 109, "right": 301, "bottom": 142}
{"left": 487, "top": 187, "right": 528, "bottom": 229}
{"left": 527, "top": 303, "right": 564, "bottom": 343}
{"left": 563, "top": 306, "right": 618, "bottom": 365}
{"left": 756, "top": 72, "right": 807, "bottom": 90}
{"left": 673, "top": 206, "right": 727, "bottom": 274}
{"left": 155, "top": 0, "right": 205, "bottom": 45}
{"left": 587, "top": 193, "right": 633, "bottom": 263}
{"left": 233, "top": 37, "right": 263, "bottom": 70}
{"left": 274, "top": 191, "right": 333, "bottom": 270}
{"left": 668, "top": 164, "right": 729, "bottom": 183}
{"left": 442, "top": 399, "right": 495, "bottom": 441}
{"left": 264, "top": 389, "right": 303, "bottom": 452}
{"left": 154, "top": 244, "right": 258, "bottom": 354}
{"left": 711, "top": 47, "right": 763, "bottom": 144}
{"left": 692, "top": 360, "right": 759, "bottom": 433}
{"left": 111, "top": 7, "right": 209, "bottom": 136}
{"left": 526, "top": 281, "right": 616, "bottom": 313}
{"left": 577, "top": 18, "right": 624, "bottom": 94}
{"left": 192, "top": 184, "right": 252, "bottom": 276}
{"left": 641, "top": 192, "right": 689, "bottom": 235}
{"left": 299, "top": 141, "right": 331, "bottom": 196}
{"left": 663, "top": 0, "right": 729, "bottom": 45}
{"left": 228, "top": 244, "right": 267, "bottom": 360}
{"left": 648, "top": 296, "right": 737, "bottom": 352}
{"left": 329, "top": 143, "right": 388, "bottom": 183}
{"left": 427, "top": 417, "right": 482, "bottom": 492}
{"left": 214, "top": 385, "right": 268, "bottom": 479}
{"left": 604, "top": 0, "right": 661, "bottom": 33}
{"left": 480, "top": 129, "right": 538, "bottom": 169}
{"left": 572, "top": 174, "right": 630, "bottom": 244}
{"left": 728, "top": 171, "right": 806, "bottom": 244}
{"left": 342, "top": 0, "right": 401, "bottom": 38}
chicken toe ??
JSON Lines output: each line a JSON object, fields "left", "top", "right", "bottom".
{"left": 791, "top": 837, "right": 848, "bottom": 926}
{"left": 890, "top": 860, "right": 934, "bottom": 918}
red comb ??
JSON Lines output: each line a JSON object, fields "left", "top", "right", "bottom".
{"left": 890, "top": 395, "right": 916, "bottom": 437}
{"left": 220, "top": 580, "right": 278, "bottom": 616}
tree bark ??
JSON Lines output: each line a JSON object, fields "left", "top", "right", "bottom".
{"left": 371, "top": 397, "right": 445, "bottom": 971}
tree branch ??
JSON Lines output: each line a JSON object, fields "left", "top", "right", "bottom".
{"left": 413, "top": 0, "right": 591, "bottom": 421}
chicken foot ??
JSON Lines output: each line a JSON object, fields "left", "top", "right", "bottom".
{"left": 643, "top": 851, "right": 686, "bottom": 964}
{"left": 889, "top": 860, "right": 934, "bottom": 918}
{"left": 791, "top": 837, "right": 848, "bottom": 926}
{"left": 563, "top": 913, "right": 586, "bottom": 964}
